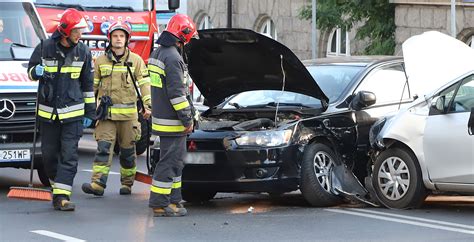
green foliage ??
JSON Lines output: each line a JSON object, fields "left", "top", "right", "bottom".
{"left": 299, "top": 0, "right": 395, "bottom": 55}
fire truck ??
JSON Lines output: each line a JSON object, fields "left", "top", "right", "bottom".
{"left": 34, "top": 0, "right": 180, "bottom": 61}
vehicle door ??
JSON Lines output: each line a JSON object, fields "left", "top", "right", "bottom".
{"left": 469, "top": 107, "right": 474, "bottom": 135}
{"left": 424, "top": 75, "right": 474, "bottom": 184}
{"left": 354, "top": 62, "right": 412, "bottom": 117}
{"left": 353, "top": 62, "right": 412, "bottom": 147}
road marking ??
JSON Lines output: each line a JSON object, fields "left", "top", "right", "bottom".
{"left": 347, "top": 208, "right": 474, "bottom": 230}
{"left": 82, "top": 169, "right": 120, "bottom": 175}
{"left": 325, "top": 209, "right": 474, "bottom": 235}
{"left": 31, "top": 230, "right": 85, "bottom": 242}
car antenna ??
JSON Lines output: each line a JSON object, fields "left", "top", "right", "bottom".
{"left": 274, "top": 54, "right": 286, "bottom": 127}
{"left": 398, "top": 62, "right": 413, "bottom": 110}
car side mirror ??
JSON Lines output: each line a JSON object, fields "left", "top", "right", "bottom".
{"left": 349, "top": 91, "right": 376, "bottom": 111}
{"left": 168, "top": 0, "right": 180, "bottom": 10}
{"left": 468, "top": 107, "right": 473, "bottom": 135}
{"left": 429, "top": 96, "right": 446, "bottom": 115}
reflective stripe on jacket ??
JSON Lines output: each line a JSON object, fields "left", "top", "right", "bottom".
{"left": 27, "top": 35, "right": 96, "bottom": 123}
{"left": 148, "top": 45, "right": 192, "bottom": 136}
{"left": 94, "top": 48, "right": 151, "bottom": 121}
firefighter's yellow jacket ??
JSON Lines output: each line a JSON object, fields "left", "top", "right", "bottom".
{"left": 94, "top": 48, "right": 151, "bottom": 121}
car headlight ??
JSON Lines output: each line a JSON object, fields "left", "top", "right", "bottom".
{"left": 235, "top": 130, "right": 293, "bottom": 147}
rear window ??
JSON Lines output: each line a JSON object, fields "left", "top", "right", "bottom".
{"left": 35, "top": 0, "right": 152, "bottom": 12}
{"left": 306, "top": 65, "right": 363, "bottom": 103}
{"left": 0, "top": 2, "right": 45, "bottom": 60}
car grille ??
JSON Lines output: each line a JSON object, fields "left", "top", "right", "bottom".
{"left": 188, "top": 140, "right": 224, "bottom": 151}
{"left": 184, "top": 140, "right": 237, "bottom": 180}
{"left": 0, "top": 93, "right": 37, "bottom": 137}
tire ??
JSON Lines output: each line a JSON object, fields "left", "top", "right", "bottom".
{"left": 135, "top": 136, "right": 148, "bottom": 156}
{"left": 182, "top": 186, "right": 217, "bottom": 203}
{"left": 300, "top": 143, "right": 342, "bottom": 207}
{"left": 114, "top": 142, "right": 120, "bottom": 155}
{"left": 36, "top": 164, "right": 51, "bottom": 187}
{"left": 135, "top": 115, "right": 150, "bottom": 156}
{"left": 372, "top": 147, "right": 427, "bottom": 209}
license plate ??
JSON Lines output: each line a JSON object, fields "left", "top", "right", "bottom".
{"left": 91, "top": 50, "right": 105, "bottom": 59}
{"left": 184, "top": 152, "right": 215, "bottom": 164}
{"left": 0, "top": 149, "right": 31, "bottom": 162}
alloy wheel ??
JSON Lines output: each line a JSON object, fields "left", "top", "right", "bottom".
{"left": 313, "top": 151, "right": 334, "bottom": 193}
{"left": 377, "top": 156, "right": 410, "bottom": 201}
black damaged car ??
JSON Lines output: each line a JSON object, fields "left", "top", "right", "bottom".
{"left": 152, "top": 29, "right": 413, "bottom": 206}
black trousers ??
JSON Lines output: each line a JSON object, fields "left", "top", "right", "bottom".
{"left": 40, "top": 120, "right": 83, "bottom": 197}
{"left": 149, "top": 136, "right": 186, "bottom": 208}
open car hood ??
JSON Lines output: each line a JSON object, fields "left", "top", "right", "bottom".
{"left": 186, "top": 29, "right": 328, "bottom": 108}
{"left": 403, "top": 31, "right": 474, "bottom": 97}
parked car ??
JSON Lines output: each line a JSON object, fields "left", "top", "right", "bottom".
{"left": 151, "top": 28, "right": 419, "bottom": 206}
{"left": 369, "top": 31, "right": 474, "bottom": 209}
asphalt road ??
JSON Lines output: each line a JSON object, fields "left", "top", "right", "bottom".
{"left": 0, "top": 135, "right": 473, "bottom": 241}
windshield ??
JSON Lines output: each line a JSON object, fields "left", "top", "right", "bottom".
{"left": 0, "top": 2, "right": 45, "bottom": 60}
{"left": 306, "top": 65, "right": 363, "bottom": 103}
{"left": 35, "top": 0, "right": 152, "bottom": 12}
{"left": 222, "top": 90, "right": 321, "bottom": 109}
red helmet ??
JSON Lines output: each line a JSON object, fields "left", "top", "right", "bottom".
{"left": 165, "top": 14, "right": 197, "bottom": 44}
{"left": 57, "top": 8, "right": 88, "bottom": 37}
{"left": 107, "top": 21, "right": 132, "bottom": 41}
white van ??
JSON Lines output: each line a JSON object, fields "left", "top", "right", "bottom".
{"left": 0, "top": 0, "right": 49, "bottom": 186}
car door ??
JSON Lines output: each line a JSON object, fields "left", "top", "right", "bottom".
{"left": 353, "top": 62, "right": 412, "bottom": 147}
{"left": 355, "top": 62, "right": 412, "bottom": 118}
{"left": 424, "top": 75, "right": 474, "bottom": 184}
{"left": 469, "top": 107, "right": 474, "bottom": 135}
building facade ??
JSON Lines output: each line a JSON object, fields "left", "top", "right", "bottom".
{"left": 187, "top": 0, "right": 366, "bottom": 60}
{"left": 392, "top": 0, "right": 474, "bottom": 54}
{"left": 186, "top": 1, "right": 474, "bottom": 59}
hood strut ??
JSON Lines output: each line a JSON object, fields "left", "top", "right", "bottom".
{"left": 274, "top": 55, "right": 286, "bottom": 127}
{"left": 398, "top": 63, "right": 414, "bottom": 110}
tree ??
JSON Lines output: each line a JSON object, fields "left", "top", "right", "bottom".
{"left": 299, "top": 0, "right": 395, "bottom": 55}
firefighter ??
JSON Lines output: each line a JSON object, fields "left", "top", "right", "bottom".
{"left": 81, "top": 21, "right": 151, "bottom": 196}
{"left": 147, "top": 14, "right": 196, "bottom": 217}
{"left": 27, "top": 8, "right": 95, "bottom": 211}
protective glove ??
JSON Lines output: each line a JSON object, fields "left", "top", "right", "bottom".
{"left": 82, "top": 117, "right": 93, "bottom": 128}
{"left": 35, "top": 65, "right": 45, "bottom": 77}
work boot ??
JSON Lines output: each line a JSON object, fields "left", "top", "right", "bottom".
{"left": 81, "top": 182, "right": 104, "bottom": 196}
{"left": 119, "top": 185, "right": 132, "bottom": 195}
{"left": 53, "top": 195, "right": 75, "bottom": 211}
{"left": 153, "top": 204, "right": 187, "bottom": 217}
{"left": 173, "top": 203, "right": 185, "bottom": 209}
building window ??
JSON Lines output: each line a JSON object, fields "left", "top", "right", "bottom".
{"left": 198, "top": 14, "right": 213, "bottom": 30}
{"left": 327, "top": 28, "right": 350, "bottom": 56}
{"left": 259, "top": 18, "right": 277, "bottom": 40}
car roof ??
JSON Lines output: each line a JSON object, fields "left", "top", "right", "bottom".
{"left": 303, "top": 56, "right": 402, "bottom": 67}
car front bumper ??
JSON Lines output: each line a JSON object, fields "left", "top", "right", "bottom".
{"left": 152, "top": 143, "right": 303, "bottom": 193}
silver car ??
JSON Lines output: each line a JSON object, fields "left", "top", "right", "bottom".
{"left": 369, "top": 31, "right": 474, "bottom": 209}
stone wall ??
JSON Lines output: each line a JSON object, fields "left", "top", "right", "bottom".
{"left": 187, "top": 1, "right": 474, "bottom": 58}
{"left": 393, "top": 0, "right": 474, "bottom": 54}
{"left": 187, "top": 0, "right": 366, "bottom": 60}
